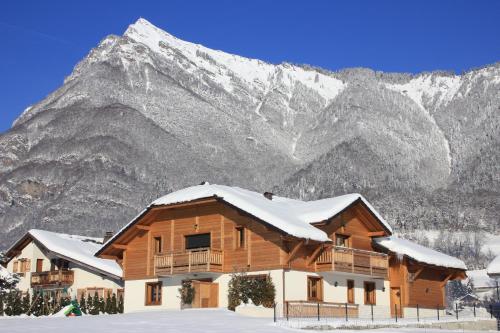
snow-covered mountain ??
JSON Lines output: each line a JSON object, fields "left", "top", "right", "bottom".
{"left": 0, "top": 19, "right": 498, "bottom": 263}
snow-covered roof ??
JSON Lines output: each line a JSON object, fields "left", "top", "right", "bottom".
{"left": 0, "top": 265, "right": 17, "bottom": 285}
{"left": 7, "top": 229, "right": 122, "bottom": 279}
{"left": 466, "top": 269, "right": 497, "bottom": 289}
{"left": 487, "top": 255, "right": 500, "bottom": 276}
{"left": 374, "top": 236, "right": 467, "bottom": 270}
{"left": 100, "top": 184, "right": 392, "bottom": 250}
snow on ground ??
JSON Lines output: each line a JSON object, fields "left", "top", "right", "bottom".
{"left": 0, "top": 309, "right": 491, "bottom": 333}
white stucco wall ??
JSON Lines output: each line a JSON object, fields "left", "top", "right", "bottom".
{"left": 123, "top": 269, "right": 391, "bottom": 318}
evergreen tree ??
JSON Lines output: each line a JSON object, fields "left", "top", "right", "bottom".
{"left": 91, "top": 292, "right": 99, "bottom": 315}
{"left": 117, "top": 295, "right": 124, "bottom": 314}
{"left": 104, "top": 293, "right": 112, "bottom": 314}
{"left": 0, "top": 292, "right": 3, "bottom": 316}
{"left": 98, "top": 296, "right": 105, "bottom": 314}
{"left": 79, "top": 293, "right": 87, "bottom": 314}
{"left": 86, "top": 293, "right": 94, "bottom": 315}
{"left": 21, "top": 293, "right": 30, "bottom": 314}
{"left": 110, "top": 293, "right": 117, "bottom": 314}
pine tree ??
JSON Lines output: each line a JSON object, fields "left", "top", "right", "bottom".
{"left": 98, "top": 296, "right": 105, "bottom": 314}
{"left": 117, "top": 295, "right": 124, "bottom": 314}
{"left": 0, "top": 292, "right": 4, "bottom": 316}
{"left": 91, "top": 292, "right": 99, "bottom": 315}
{"left": 86, "top": 293, "right": 94, "bottom": 315}
{"left": 79, "top": 293, "right": 87, "bottom": 314}
{"left": 21, "top": 293, "right": 30, "bottom": 315}
{"left": 104, "top": 293, "right": 112, "bottom": 314}
{"left": 110, "top": 293, "right": 117, "bottom": 314}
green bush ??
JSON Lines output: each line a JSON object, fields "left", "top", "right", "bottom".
{"left": 227, "top": 272, "right": 275, "bottom": 310}
{"left": 179, "top": 281, "right": 195, "bottom": 306}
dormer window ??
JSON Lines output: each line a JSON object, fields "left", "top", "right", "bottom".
{"left": 236, "top": 227, "right": 245, "bottom": 248}
{"left": 335, "top": 234, "right": 350, "bottom": 247}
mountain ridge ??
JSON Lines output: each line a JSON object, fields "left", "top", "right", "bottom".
{"left": 1, "top": 19, "right": 498, "bottom": 267}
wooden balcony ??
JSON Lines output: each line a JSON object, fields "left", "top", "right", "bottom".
{"left": 31, "top": 270, "right": 74, "bottom": 287}
{"left": 154, "top": 248, "right": 223, "bottom": 275}
{"left": 316, "top": 246, "right": 388, "bottom": 278}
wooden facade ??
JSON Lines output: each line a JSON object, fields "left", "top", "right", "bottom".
{"left": 98, "top": 195, "right": 465, "bottom": 313}
{"left": 99, "top": 199, "right": 393, "bottom": 281}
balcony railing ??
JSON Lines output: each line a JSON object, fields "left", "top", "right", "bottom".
{"left": 154, "top": 248, "right": 223, "bottom": 275}
{"left": 316, "top": 246, "right": 388, "bottom": 278}
{"left": 31, "top": 270, "right": 74, "bottom": 287}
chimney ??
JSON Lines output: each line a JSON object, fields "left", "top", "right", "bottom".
{"left": 103, "top": 231, "right": 114, "bottom": 243}
{"left": 199, "top": 181, "right": 210, "bottom": 185}
{"left": 263, "top": 192, "right": 274, "bottom": 200}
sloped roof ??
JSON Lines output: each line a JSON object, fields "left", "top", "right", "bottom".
{"left": 6, "top": 229, "right": 122, "bottom": 279}
{"left": 487, "top": 254, "right": 500, "bottom": 276}
{"left": 99, "top": 183, "right": 392, "bottom": 253}
{"left": 466, "top": 269, "right": 497, "bottom": 289}
{"left": 374, "top": 236, "right": 467, "bottom": 270}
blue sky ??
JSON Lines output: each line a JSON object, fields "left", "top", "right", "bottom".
{"left": 0, "top": 0, "right": 499, "bottom": 133}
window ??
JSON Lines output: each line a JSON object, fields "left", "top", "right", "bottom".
{"left": 154, "top": 236, "right": 163, "bottom": 254}
{"left": 335, "top": 234, "right": 350, "bottom": 247}
{"left": 236, "top": 227, "right": 245, "bottom": 248}
{"left": 364, "top": 282, "right": 376, "bottom": 305}
{"left": 146, "top": 282, "right": 162, "bottom": 305}
{"left": 36, "top": 259, "right": 44, "bottom": 273}
{"left": 13, "top": 261, "right": 18, "bottom": 273}
{"left": 185, "top": 233, "right": 210, "bottom": 250}
{"left": 347, "top": 280, "right": 355, "bottom": 304}
{"left": 307, "top": 276, "right": 323, "bottom": 301}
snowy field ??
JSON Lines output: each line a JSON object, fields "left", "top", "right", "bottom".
{"left": 0, "top": 309, "right": 493, "bottom": 333}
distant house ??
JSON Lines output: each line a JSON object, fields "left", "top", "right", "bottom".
{"left": 4, "top": 229, "right": 123, "bottom": 301}
{"left": 466, "top": 269, "right": 498, "bottom": 301}
{"left": 96, "top": 183, "right": 466, "bottom": 317}
{"left": 487, "top": 255, "right": 500, "bottom": 279}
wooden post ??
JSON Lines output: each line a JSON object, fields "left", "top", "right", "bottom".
{"left": 345, "top": 302, "right": 348, "bottom": 322}
{"left": 188, "top": 251, "right": 192, "bottom": 273}
{"left": 273, "top": 303, "right": 276, "bottom": 323}
{"left": 437, "top": 305, "right": 440, "bottom": 321}
{"left": 286, "top": 302, "right": 289, "bottom": 321}
{"left": 417, "top": 303, "right": 419, "bottom": 322}
{"left": 351, "top": 249, "right": 354, "bottom": 273}
{"left": 371, "top": 303, "right": 374, "bottom": 322}
{"left": 455, "top": 302, "right": 458, "bottom": 320}
{"left": 207, "top": 249, "right": 211, "bottom": 271}
{"left": 473, "top": 303, "right": 476, "bottom": 317}
{"left": 395, "top": 303, "right": 398, "bottom": 322}
{"left": 331, "top": 247, "right": 335, "bottom": 271}
{"left": 170, "top": 254, "right": 173, "bottom": 275}
{"left": 317, "top": 302, "right": 320, "bottom": 321}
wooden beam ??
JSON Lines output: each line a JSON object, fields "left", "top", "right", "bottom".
{"left": 440, "top": 273, "right": 454, "bottom": 287}
{"left": 367, "top": 231, "right": 386, "bottom": 237}
{"left": 307, "top": 245, "right": 324, "bottom": 266}
{"left": 136, "top": 225, "right": 151, "bottom": 231}
{"left": 408, "top": 267, "right": 424, "bottom": 282}
{"left": 99, "top": 254, "right": 119, "bottom": 260}
{"left": 112, "top": 244, "right": 128, "bottom": 250}
{"left": 287, "top": 240, "right": 304, "bottom": 264}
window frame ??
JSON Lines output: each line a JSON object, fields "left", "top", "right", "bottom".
{"left": 235, "top": 226, "right": 246, "bottom": 249}
{"left": 154, "top": 236, "right": 163, "bottom": 254}
{"left": 335, "top": 234, "right": 350, "bottom": 247}
{"left": 145, "top": 282, "right": 162, "bottom": 306}
{"left": 347, "top": 279, "right": 355, "bottom": 304}
{"left": 364, "top": 281, "right": 376, "bottom": 305}
{"left": 307, "top": 276, "right": 323, "bottom": 302}
{"left": 184, "top": 233, "right": 211, "bottom": 251}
